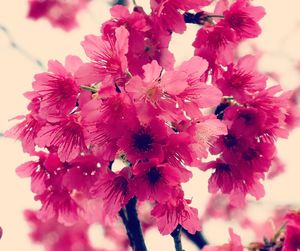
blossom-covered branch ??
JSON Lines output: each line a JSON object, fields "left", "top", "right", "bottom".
{"left": 5, "top": 0, "right": 300, "bottom": 250}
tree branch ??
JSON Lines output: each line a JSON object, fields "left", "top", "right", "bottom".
{"left": 182, "top": 229, "right": 208, "bottom": 249}
{"left": 119, "top": 208, "right": 135, "bottom": 248}
{"left": 171, "top": 225, "right": 184, "bottom": 251}
{"left": 122, "top": 197, "right": 147, "bottom": 251}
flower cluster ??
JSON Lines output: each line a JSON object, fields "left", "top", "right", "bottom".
{"left": 27, "top": 0, "right": 89, "bottom": 31}
{"left": 6, "top": 0, "right": 300, "bottom": 250}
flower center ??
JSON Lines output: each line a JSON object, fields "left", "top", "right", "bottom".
{"left": 217, "top": 163, "right": 231, "bottom": 172}
{"left": 113, "top": 176, "right": 129, "bottom": 194}
{"left": 147, "top": 167, "right": 161, "bottom": 184}
{"left": 223, "top": 134, "right": 237, "bottom": 148}
{"left": 132, "top": 128, "right": 153, "bottom": 152}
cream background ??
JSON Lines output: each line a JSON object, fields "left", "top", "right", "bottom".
{"left": 1, "top": 0, "right": 300, "bottom": 250}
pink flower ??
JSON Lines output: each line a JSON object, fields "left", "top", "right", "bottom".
{"left": 78, "top": 26, "right": 129, "bottom": 86}
{"left": 216, "top": 55, "right": 267, "bottom": 102}
{"left": 132, "top": 159, "right": 190, "bottom": 202}
{"left": 117, "top": 118, "right": 168, "bottom": 163}
{"left": 36, "top": 114, "right": 87, "bottom": 162}
{"left": 36, "top": 185, "right": 80, "bottom": 225}
{"left": 5, "top": 114, "right": 44, "bottom": 154}
{"left": 151, "top": 188, "right": 201, "bottom": 235}
{"left": 62, "top": 155, "right": 101, "bottom": 197}
{"left": 193, "top": 25, "right": 236, "bottom": 69}
{"left": 101, "top": 5, "right": 175, "bottom": 75}
{"left": 150, "top": 0, "right": 212, "bottom": 33}
{"left": 202, "top": 228, "right": 243, "bottom": 251}
{"left": 222, "top": 0, "right": 266, "bottom": 40}
{"left": 189, "top": 118, "right": 228, "bottom": 163}
{"left": 16, "top": 152, "right": 61, "bottom": 195}
{"left": 24, "top": 210, "right": 106, "bottom": 251}
{"left": 27, "top": 0, "right": 89, "bottom": 31}
{"left": 32, "top": 56, "right": 83, "bottom": 117}
{"left": 90, "top": 167, "right": 134, "bottom": 219}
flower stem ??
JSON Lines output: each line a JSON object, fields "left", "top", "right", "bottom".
{"left": 121, "top": 197, "right": 147, "bottom": 251}
{"left": 182, "top": 229, "right": 208, "bottom": 249}
{"left": 80, "top": 85, "right": 98, "bottom": 93}
{"left": 171, "top": 225, "right": 184, "bottom": 251}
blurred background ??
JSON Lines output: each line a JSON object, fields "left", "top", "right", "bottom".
{"left": 1, "top": 0, "right": 300, "bottom": 250}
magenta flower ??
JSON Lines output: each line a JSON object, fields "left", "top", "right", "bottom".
{"left": 193, "top": 25, "right": 236, "bottom": 68}
{"left": 27, "top": 0, "right": 89, "bottom": 31}
{"left": 151, "top": 188, "right": 201, "bottom": 235}
{"left": 117, "top": 118, "right": 168, "bottom": 163}
{"left": 24, "top": 210, "right": 105, "bottom": 251}
{"left": 132, "top": 159, "right": 190, "bottom": 202}
{"left": 216, "top": 55, "right": 268, "bottom": 102}
{"left": 36, "top": 114, "right": 87, "bottom": 162}
{"left": 90, "top": 167, "right": 134, "bottom": 219}
{"left": 32, "top": 56, "right": 82, "bottom": 117}
{"left": 222, "top": 0, "right": 266, "bottom": 39}
{"left": 78, "top": 26, "right": 129, "bottom": 86}
{"left": 150, "top": 0, "right": 212, "bottom": 34}
{"left": 5, "top": 114, "right": 44, "bottom": 154}
{"left": 202, "top": 228, "right": 243, "bottom": 251}
{"left": 282, "top": 211, "right": 300, "bottom": 251}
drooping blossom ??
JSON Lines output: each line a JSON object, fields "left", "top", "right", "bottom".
{"left": 151, "top": 188, "right": 201, "bottom": 235}
{"left": 90, "top": 167, "right": 134, "bottom": 219}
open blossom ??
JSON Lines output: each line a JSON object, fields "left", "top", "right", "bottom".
{"left": 27, "top": 0, "right": 89, "bottom": 31}
{"left": 78, "top": 26, "right": 129, "bottom": 86}
{"left": 216, "top": 54, "right": 267, "bottom": 102}
{"left": 132, "top": 158, "right": 191, "bottom": 202}
{"left": 117, "top": 118, "right": 168, "bottom": 163}
{"left": 32, "top": 56, "right": 83, "bottom": 117}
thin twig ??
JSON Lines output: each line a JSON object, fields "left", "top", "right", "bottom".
{"left": 0, "top": 24, "right": 45, "bottom": 70}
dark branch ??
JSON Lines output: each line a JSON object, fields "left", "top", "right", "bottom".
{"left": 124, "top": 197, "right": 147, "bottom": 251}
{"left": 182, "top": 229, "right": 208, "bottom": 249}
{"left": 119, "top": 209, "right": 135, "bottom": 248}
{"left": 171, "top": 225, "right": 184, "bottom": 251}
{"left": 184, "top": 12, "right": 224, "bottom": 25}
